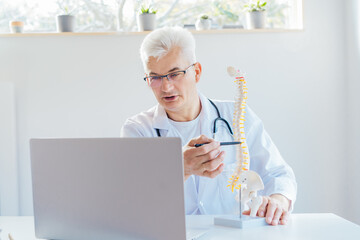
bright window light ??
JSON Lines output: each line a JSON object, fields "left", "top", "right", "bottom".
{"left": 0, "top": 0, "right": 303, "bottom": 33}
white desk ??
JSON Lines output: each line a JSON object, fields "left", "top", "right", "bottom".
{"left": 1, "top": 213, "right": 360, "bottom": 240}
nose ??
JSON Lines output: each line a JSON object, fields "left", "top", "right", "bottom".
{"left": 160, "top": 76, "right": 174, "bottom": 91}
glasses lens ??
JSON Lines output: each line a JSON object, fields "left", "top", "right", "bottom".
{"left": 168, "top": 71, "right": 185, "bottom": 81}
{"left": 146, "top": 69, "right": 188, "bottom": 88}
{"left": 148, "top": 76, "right": 162, "bottom": 88}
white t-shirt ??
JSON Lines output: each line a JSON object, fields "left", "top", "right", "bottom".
{"left": 168, "top": 115, "right": 201, "bottom": 146}
{"left": 168, "top": 115, "right": 201, "bottom": 195}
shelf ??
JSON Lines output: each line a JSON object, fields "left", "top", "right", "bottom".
{"left": 0, "top": 28, "right": 303, "bottom": 37}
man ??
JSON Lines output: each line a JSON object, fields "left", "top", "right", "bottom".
{"left": 121, "top": 27, "right": 297, "bottom": 226}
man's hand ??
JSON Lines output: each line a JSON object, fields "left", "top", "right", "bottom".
{"left": 183, "top": 135, "right": 225, "bottom": 181}
{"left": 243, "top": 194, "right": 291, "bottom": 225}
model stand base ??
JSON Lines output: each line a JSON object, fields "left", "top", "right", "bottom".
{"left": 214, "top": 215, "right": 267, "bottom": 229}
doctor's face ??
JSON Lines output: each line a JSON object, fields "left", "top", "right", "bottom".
{"left": 146, "top": 47, "right": 201, "bottom": 118}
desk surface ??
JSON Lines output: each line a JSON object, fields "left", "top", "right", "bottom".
{"left": 1, "top": 213, "right": 360, "bottom": 240}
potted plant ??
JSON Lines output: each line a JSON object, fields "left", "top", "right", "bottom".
{"left": 243, "top": 1, "right": 267, "bottom": 29}
{"left": 137, "top": 5, "right": 157, "bottom": 31}
{"left": 56, "top": 6, "right": 75, "bottom": 32}
{"left": 195, "top": 14, "right": 212, "bottom": 30}
{"left": 9, "top": 20, "right": 24, "bottom": 33}
{"left": 213, "top": 2, "right": 239, "bottom": 29}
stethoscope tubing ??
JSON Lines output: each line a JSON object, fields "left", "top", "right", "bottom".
{"left": 155, "top": 99, "right": 234, "bottom": 138}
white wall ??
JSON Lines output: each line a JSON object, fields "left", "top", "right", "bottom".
{"left": 345, "top": 0, "right": 360, "bottom": 225}
{"left": 0, "top": 82, "right": 19, "bottom": 215}
{"left": 1, "top": 0, "right": 358, "bottom": 223}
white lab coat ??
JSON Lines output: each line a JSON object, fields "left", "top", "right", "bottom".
{"left": 120, "top": 92, "right": 297, "bottom": 215}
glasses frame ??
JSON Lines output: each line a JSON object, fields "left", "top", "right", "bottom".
{"left": 143, "top": 63, "right": 196, "bottom": 87}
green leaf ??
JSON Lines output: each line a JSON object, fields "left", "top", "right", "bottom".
{"left": 201, "top": 15, "right": 209, "bottom": 20}
{"left": 140, "top": 5, "right": 157, "bottom": 14}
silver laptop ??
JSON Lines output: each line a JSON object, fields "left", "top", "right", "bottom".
{"left": 30, "top": 138, "right": 207, "bottom": 240}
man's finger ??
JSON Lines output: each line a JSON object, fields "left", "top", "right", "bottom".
{"left": 280, "top": 210, "right": 290, "bottom": 225}
{"left": 183, "top": 142, "right": 219, "bottom": 164}
{"left": 257, "top": 196, "right": 269, "bottom": 217}
{"left": 188, "top": 135, "right": 212, "bottom": 146}
{"left": 242, "top": 210, "right": 250, "bottom": 215}
{"left": 201, "top": 151, "right": 225, "bottom": 171}
{"left": 265, "top": 200, "right": 277, "bottom": 224}
{"left": 271, "top": 208, "right": 282, "bottom": 226}
{"left": 199, "top": 148, "right": 221, "bottom": 163}
{"left": 191, "top": 148, "right": 221, "bottom": 171}
{"left": 196, "top": 141, "right": 220, "bottom": 156}
{"left": 202, "top": 163, "right": 224, "bottom": 179}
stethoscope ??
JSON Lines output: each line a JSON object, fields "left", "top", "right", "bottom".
{"left": 155, "top": 99, "right": 233, "bottom": 138}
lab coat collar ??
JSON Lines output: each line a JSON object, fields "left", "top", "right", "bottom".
{"left": 197, "top": 91, "right": 214, "bottom": 139}
{"left": 152, "top": 104, "right": 171, "bottom": 132}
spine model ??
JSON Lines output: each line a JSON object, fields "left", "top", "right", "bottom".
{"left": 227, "top": 66, "right": 250, "bottom": 192}
{"left": 226, "top": 67, "right": 264, "bottom": 217}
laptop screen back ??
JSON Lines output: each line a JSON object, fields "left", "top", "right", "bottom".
{"left": 30, "top": 138, "right": 185, "bottom": 240}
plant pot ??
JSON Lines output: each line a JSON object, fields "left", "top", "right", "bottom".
{"left": 56, "top": 15, "right": 75, "bottom": 32}
{"left": 9, "top": 20, "right": 24, "bottom": 33}
{"left": 137, "top": 13, "right": 156, "bottom": 31}
{"left": 214, "top": 15, "right": 226, "bottom": 29}
{"left": 245, "top": 11, "right": 266, "bottom": 29}
{"left": 195, "top": 18, "right": 212, "bottom": 30}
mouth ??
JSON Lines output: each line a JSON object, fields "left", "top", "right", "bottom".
{"left": 162, "top": 95, "right": 178, "bottom": 102}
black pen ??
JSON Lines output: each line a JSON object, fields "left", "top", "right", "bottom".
{"left": 194, "top": 141, "right": 242, "bottom": 147}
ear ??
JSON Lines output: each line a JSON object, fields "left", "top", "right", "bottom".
{"left": 194, "top": 62, "right": 202, "bottom": 83}
{"left": 144, "top": 74, "right": 150, "bottom": 86}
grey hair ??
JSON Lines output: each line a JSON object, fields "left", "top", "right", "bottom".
{"left": 140, "top": 27, "right": 196, "bottom": 72}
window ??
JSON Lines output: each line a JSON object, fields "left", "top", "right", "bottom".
{"left": 0, "top": 0, "right": 303, "bottom": 33}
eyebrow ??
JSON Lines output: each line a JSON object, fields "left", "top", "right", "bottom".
{"left": 149, "top": 67, "right": 180, "bottom": 76}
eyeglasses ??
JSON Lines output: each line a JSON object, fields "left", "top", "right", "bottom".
{"left": 143, "top": 63, "right": 196, "bottom": 88}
